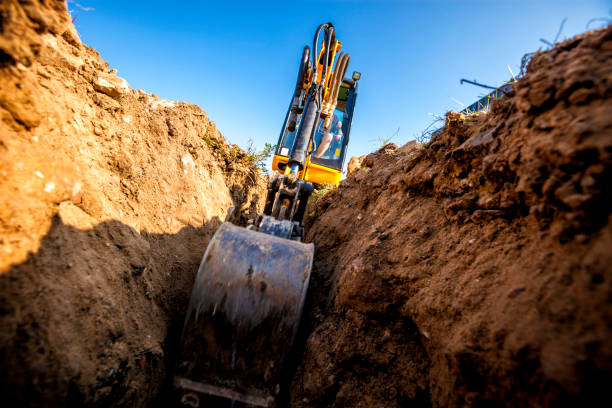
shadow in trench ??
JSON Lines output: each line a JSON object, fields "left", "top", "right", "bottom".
{"left": 0, "top": 211, "right": 225, "bottom": 407}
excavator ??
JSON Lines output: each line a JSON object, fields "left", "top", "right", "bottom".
{"left": 173, "top": 23, "right": 360, "bottom": 407}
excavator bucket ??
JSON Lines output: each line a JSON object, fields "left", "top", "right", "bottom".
{"left": 174, "top": 222, "right": 314, "bottom": 407}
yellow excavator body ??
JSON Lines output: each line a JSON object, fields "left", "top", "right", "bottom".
{"left": 271, "top": 154, "right": 342, "bottom": 185}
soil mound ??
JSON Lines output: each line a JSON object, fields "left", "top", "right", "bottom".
{"left": 0, "top": 1, "right": 266, "bottom": 406}
{"left": 292, "top": 26, "right": 612, "bottom": 407}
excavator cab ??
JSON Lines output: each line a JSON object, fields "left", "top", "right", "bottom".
{"left": 174, "top": 23, "right": 358, "bottom": 407}
{"left": 273, "top": 76, "right": 359, "bottom": 185}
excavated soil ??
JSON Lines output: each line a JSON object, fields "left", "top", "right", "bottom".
{"left": 0, "top": 1, "right": 266, "bottom": 406}
{"left": 292, "top": 26, "right": 612, "bottom": 407}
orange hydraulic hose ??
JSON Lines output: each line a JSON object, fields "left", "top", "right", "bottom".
{"left": 324, "top": 53, "right": 350, "bottom": 129}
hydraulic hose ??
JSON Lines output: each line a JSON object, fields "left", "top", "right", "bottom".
{"left": 320, "top": 26, "right": 335, "bottom": 87}
{"left": 324, "top": 52, "right": 343, "bottom": 119}
{"left": 289, "top": 23, "right": 334, "bottom": 173}
{"left": 333, "top": 53, "right": 350, "bottom": 102}
{"left": 324, "top": 52, "right": 350, "bottom": 129}
{"left": 309, "top": 24, "right": 325, "bottom": 87}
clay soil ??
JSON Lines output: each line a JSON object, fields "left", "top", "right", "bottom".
{"left": 291, "top": 26, "right": 612, "bottom": 407}
{"left": 0, "top": 1, "right": 266, "bottom": 406}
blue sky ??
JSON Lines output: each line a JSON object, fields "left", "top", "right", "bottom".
{"left": 69, "top": 0, "right": 611, "bottom": 171}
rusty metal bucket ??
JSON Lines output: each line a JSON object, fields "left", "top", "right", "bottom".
{"left": 174, "top": 222, "right": 314, "bottom": 407}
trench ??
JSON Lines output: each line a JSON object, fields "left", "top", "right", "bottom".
{"left": 1, "top": 2, "right": 612, "bottom": 407}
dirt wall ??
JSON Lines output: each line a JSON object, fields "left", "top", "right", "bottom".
{"left": 292, "top": 26, "right": 612, "bottom": 407}
{"left": 0, "top": 1, "right": 266, "bottom": 406}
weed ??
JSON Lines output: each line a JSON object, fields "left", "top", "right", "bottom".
{"left": 202, "top": 132, "right": 220, "bottom": 149}
{"left": 241, "top": 138, "right": 276, "bottom": 174}
{"left": 378, "top": 127, "right": 400, "bottom": 148}
{"left": 306, "top": 183, "right": 334, "bottom": 218}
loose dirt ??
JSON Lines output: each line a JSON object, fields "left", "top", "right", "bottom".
{"left": 0, "top": 1, "right": 266, "bottom": 406}
{"left": 292, "top": 26, "right": 612, "bottom": 407}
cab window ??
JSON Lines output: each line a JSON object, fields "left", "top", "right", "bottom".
{"left": 313, "top": 109, "right": 345, "bottom": 161}
{"left": 278, "top": 82, "right": 351, "bottom": 166}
